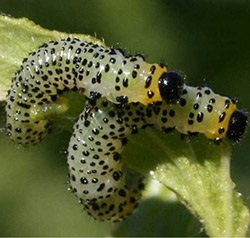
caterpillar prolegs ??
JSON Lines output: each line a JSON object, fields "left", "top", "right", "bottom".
{"left": 5, "top": 37, "right": 247, "bottom": 222}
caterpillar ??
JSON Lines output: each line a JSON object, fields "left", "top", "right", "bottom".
{"left": 5, "top": 37, "right": 247, "bottom": 222}
{"left": 5, "top": 37, "right": 184, "bottom": 145}
{"left": 67, "top": 87, "right": 247, "bottom": 221}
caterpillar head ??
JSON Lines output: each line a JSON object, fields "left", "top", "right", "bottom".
{"left": 158, "top": 71, "right": 184, "bottom": 103}
{"left": 226, "top": 109, "right": 248, "bottom": 143}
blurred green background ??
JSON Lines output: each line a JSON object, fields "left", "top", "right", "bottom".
{"left": 0, "top": 0, "right": 249, "bottom": 236}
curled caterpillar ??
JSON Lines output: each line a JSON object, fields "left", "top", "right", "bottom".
{"left": 67, "top": 86, "right": 247, "bottom": 221}
{"left": 5, "top": 37, "right": 247, "bottom": 222}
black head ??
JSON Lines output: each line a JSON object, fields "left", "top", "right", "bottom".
{"left": 226, "top": 109, "right": 248, "bottom": 143}
{"left": 158, "top": 71, "right": 184, "bottom": 103}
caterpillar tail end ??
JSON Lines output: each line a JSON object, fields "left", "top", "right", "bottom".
{"left": 83, "top": 189, "right": 142, "bottom": 222}
{"left": 6, "top": 119, "right": 52, "bottom": 146}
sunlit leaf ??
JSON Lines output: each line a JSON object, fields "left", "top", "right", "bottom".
{"left": 120, "top": 128, "right": 250, "bottom": 237}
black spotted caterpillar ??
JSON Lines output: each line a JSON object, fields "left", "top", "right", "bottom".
{"left": 5, "top": 38, "right": 247, "bottom": 222}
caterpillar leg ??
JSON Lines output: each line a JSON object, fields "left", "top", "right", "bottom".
{"left": 67, "top": 99, "right": 144, "bottom": 222}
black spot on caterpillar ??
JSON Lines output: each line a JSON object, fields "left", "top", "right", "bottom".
{"left": 5, "top": 38, "right": 248, "bottom": 222}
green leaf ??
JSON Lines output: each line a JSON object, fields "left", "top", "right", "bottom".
{"left": 0, "top": 14, "right": 105, "bottom": 100}
{"left": 119, "top": 128, "right": 250, "bottom": 237}
{"left": 0, "top": 14, "right": 249, "bottom": 237}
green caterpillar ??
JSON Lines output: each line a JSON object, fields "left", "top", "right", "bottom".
{"left": 5, "top": 38, "right": 247, "bottom": 222}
